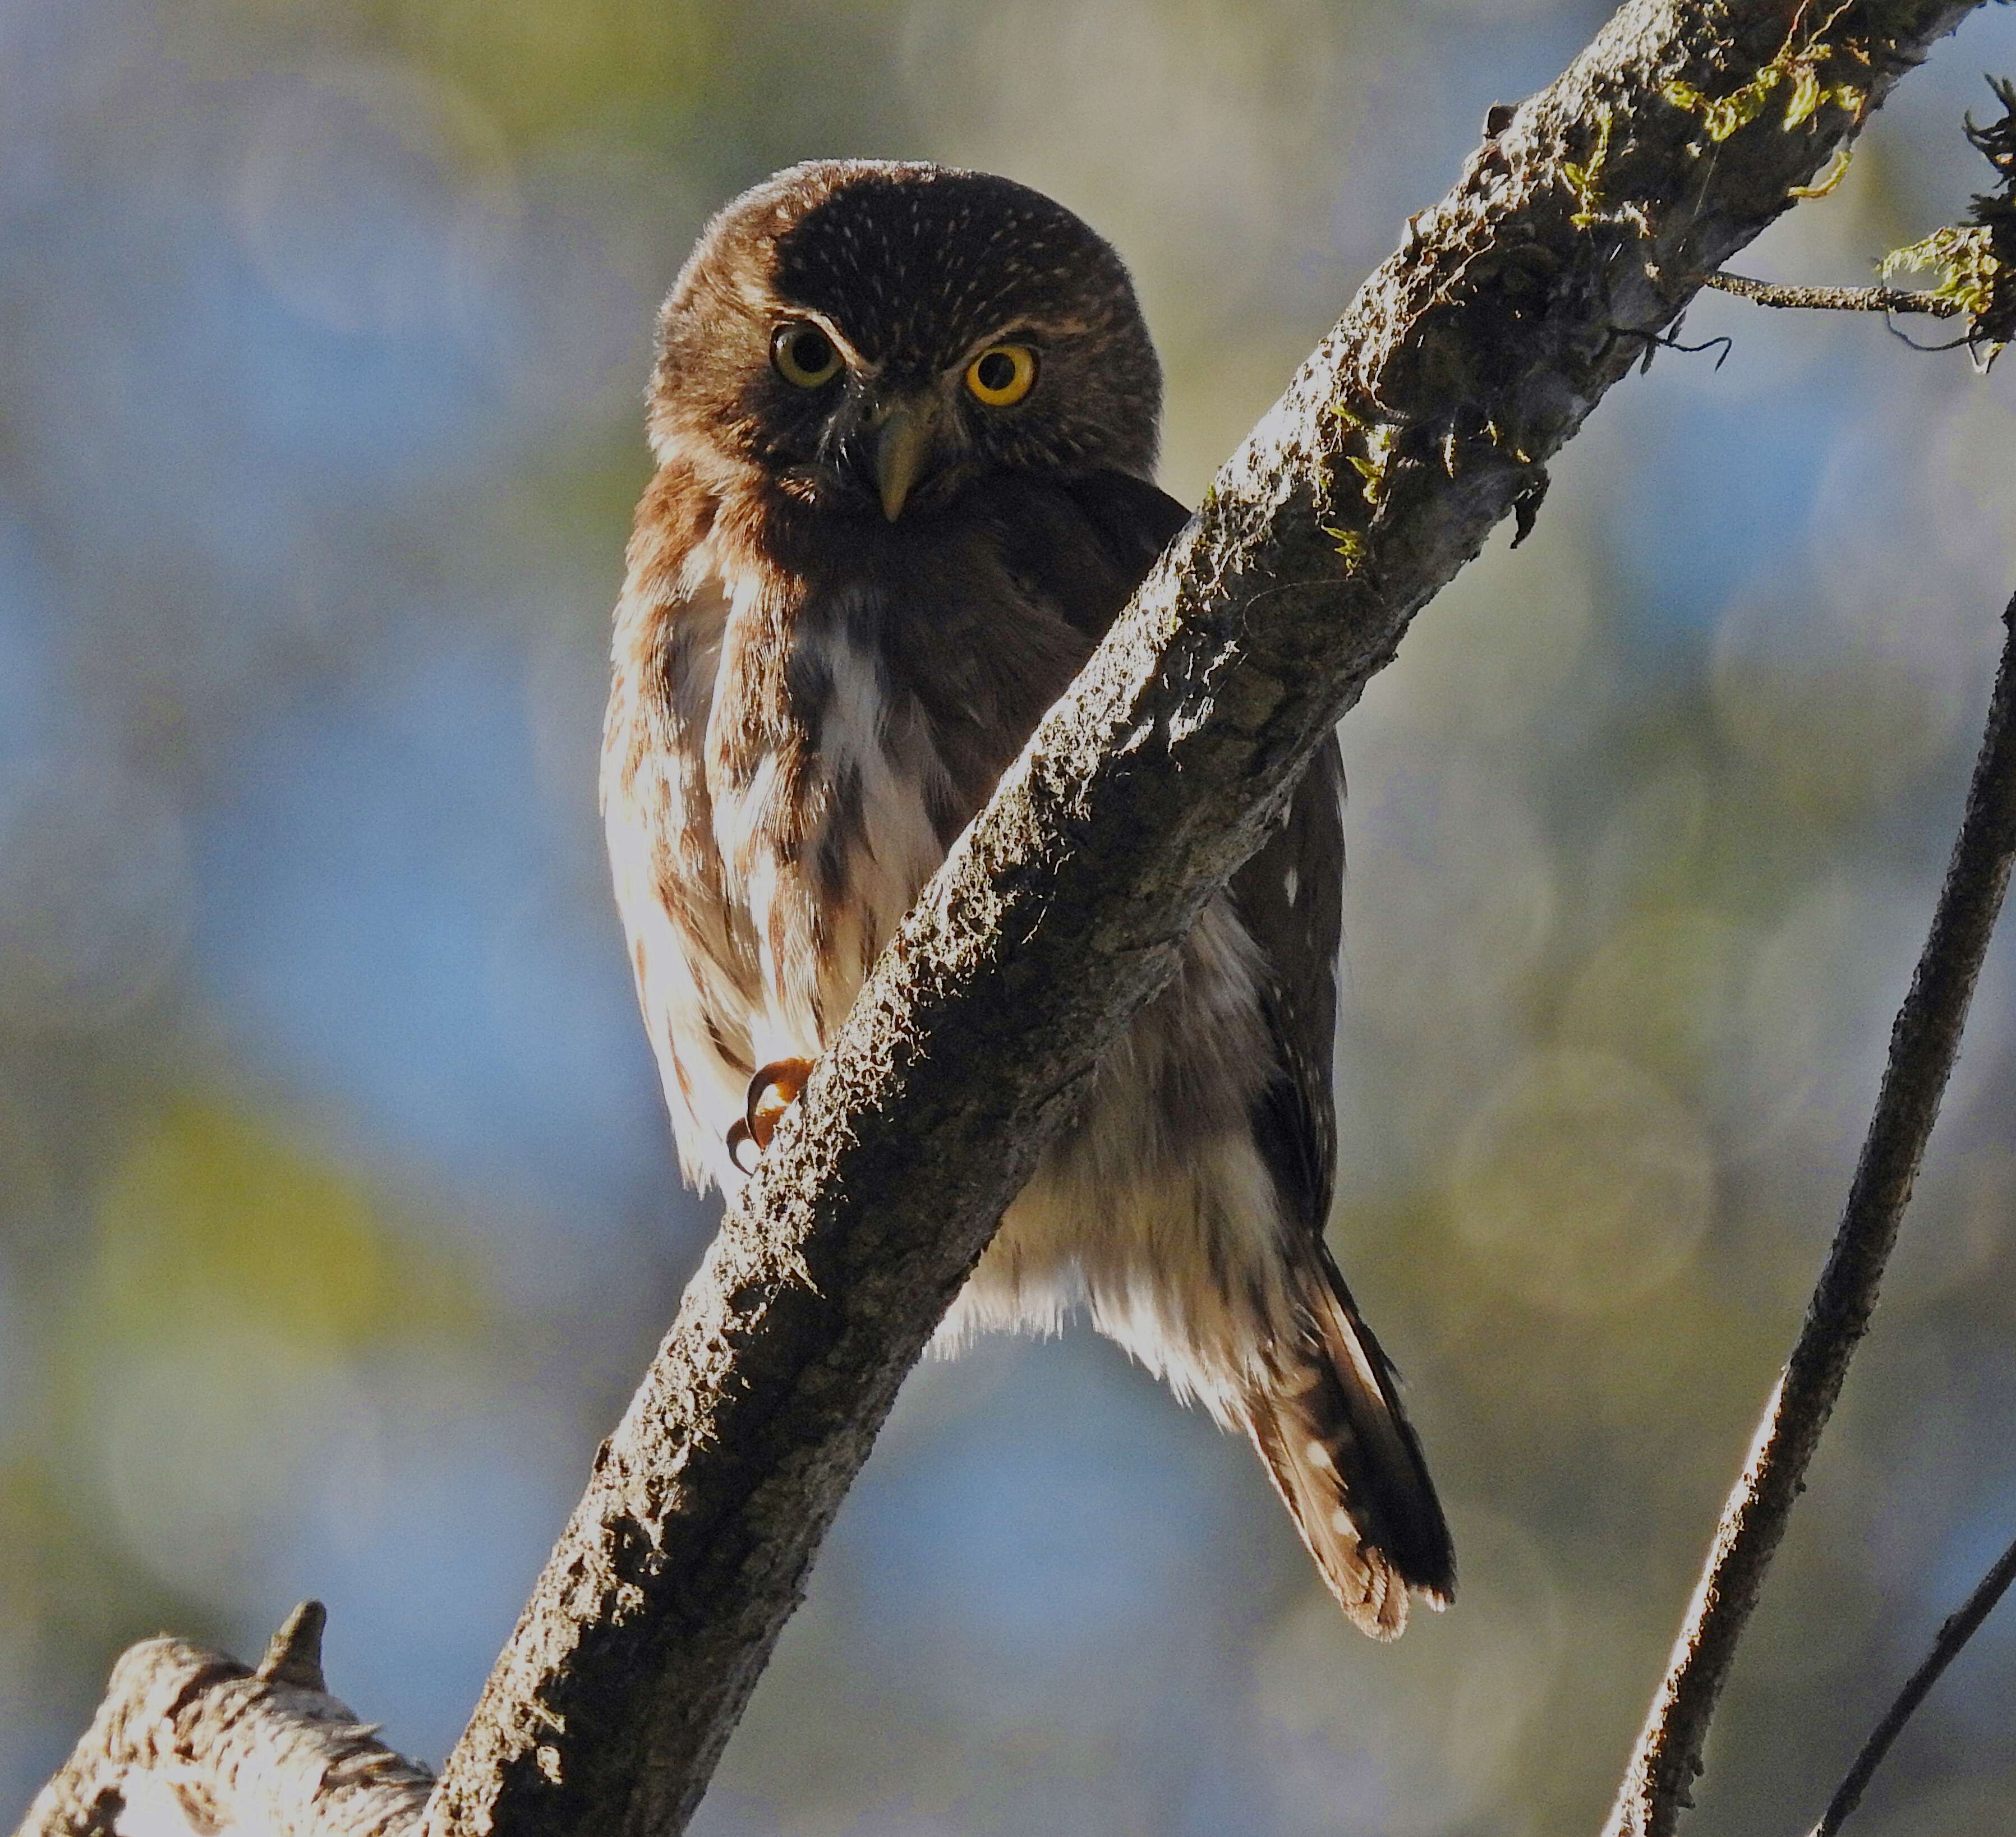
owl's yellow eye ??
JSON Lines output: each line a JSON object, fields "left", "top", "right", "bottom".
{"left": 964, "top": 343, "right": 1037, "bottom": 407}
{"left": 771, "top": 322, "right": 843, "bottom": 388}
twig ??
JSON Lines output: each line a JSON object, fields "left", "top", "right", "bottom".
{"left": 1603, "top": 586, "right": 2016, "bottom": 1837}
{"left": 1701, "top": 270, "right": 1968, "bottom": 314}
{"left": 1809, "top": 1524, "right": 2016, "bottom": 1836}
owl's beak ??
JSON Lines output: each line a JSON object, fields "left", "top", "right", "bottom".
{"left": 873, "top": 397, "right": 939, "bottom": 521}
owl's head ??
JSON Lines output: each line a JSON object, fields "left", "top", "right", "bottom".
{"left": 650, "top": 161, "right": 1162, "bottom": 522}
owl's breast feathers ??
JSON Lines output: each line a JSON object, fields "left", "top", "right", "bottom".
{"left": 604, "top": 450, "right": 1455, "bottom": 1632}
{"left": 602, "top": 461, "right": 1173, "bottom": 1192}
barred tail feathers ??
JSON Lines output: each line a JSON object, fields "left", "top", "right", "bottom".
{"left": 1242, "top": 1242, "right": 1455, "bottom": 1640}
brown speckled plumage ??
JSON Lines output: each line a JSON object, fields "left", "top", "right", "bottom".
{"left": 601, "top": 160, "right": 1453, "bottom": 1634}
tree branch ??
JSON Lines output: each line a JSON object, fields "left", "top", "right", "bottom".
{"left": 1602, "top": 586, "right": 2016, "bottom": 1837}
{"left": 1700, "top": 269, "right": 1967, "bottom": 312}
{"left": 17, "top": 1604, "right": 433, "bottom": 1837}
{"left": 1811, "top": 1521, "right": 2016, "bottom": 1837}
{"left": 407, "top": 6, "right": 1989, "bottom": 1834}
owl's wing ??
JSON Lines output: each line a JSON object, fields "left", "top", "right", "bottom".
{"left": 971, "top": 467, "right": 1193, "bottom": 647}
{"left": 1058, "top": 471, "right": 1343, "bottom": 1208}
{"left": 1053, "top": 473, "right": 1350, "bottom": 1221}
{"left": 1062, "top": 468, "right": 1456, "bottom": 1624}
{"left": 1050, "top": 475, "right": 1348, "bottom": 1200}
{"left": 1234, "top": 742, "right": 1343, "bottom": 1230}
{"left": 1236, "top": 742, "right": 1456, "bottom": 1625}
{"left": 1059, "top": 467, "right": 1195, "bottom": 588}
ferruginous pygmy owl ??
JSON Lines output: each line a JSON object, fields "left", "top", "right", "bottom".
{"left": 601, "top": 160, "right": 1455, "bottom": 1636}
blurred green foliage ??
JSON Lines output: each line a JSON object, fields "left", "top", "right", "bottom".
{"left": 84, "top": 1099, "right": 486, "bottom": 1351}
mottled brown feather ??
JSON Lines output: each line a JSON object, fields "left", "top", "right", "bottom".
{"left": 1060, "top": 475, "right": 1456, "bottom": 1626}
{"left": 602, "top": 159, "right": 1453, "bottom": 1632}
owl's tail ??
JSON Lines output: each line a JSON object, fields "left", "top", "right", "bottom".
{"left": 1241, "top": 1242, "right": 1456, "bottom": 1640}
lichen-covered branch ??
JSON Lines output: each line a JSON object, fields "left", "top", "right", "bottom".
{"left": 1602, "top": 586, "right": 2016, "bottom": 1837}
{"left": 1694, "top": 73, "right": 2015, "bottom": 359}
{"left": 17, "top": 1604, "right": 431, "bottom": 1837}
{"left": 1700, "top": 269, "right": 1966, "bottom": 312}
{"left": 399, "top": 5, "right": 1989, "bottom": 1835}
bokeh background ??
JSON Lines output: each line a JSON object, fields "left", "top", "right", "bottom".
{"left": 5, "top": 0, "right": 2016, "bottom": 1830}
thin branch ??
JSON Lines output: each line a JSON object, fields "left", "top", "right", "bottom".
{"left": 16, "top": 1603, "right": 432, "bottom": 1837}
{"left": 1810, "top": 1523, "right": 2016, "bottom": 1837}
{"left": 1701, "top": 269, "right": 1967, "bottom": 314}
{"left": 1603, "top": 587, "right": 2016, "bottom": 1837}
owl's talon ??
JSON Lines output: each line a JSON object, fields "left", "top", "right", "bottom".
{"left": 743, "top": 1057, "right": 815, "bottom": 1153}
{"left": 726, "top": 1118, "right": 759, "bottom": 1176}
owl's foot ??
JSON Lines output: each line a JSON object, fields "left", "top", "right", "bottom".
{"left": 728, "top": 1057, "right": 816, "bottom": 1171}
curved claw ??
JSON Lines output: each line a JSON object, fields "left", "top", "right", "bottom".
{"left": 742, "top": 1057, "right": 815, "bottom": 1155}
{"left": 726, "top": 1117, "right": 760, "bottom": 1177}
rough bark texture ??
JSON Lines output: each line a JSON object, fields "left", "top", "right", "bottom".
{"left": 17, "top": 1605, "right": 432, "bottom": 1837}
{"left": 407, "top": 4, "right": 1989, "bottom": 1835}
{"left": 1603, "top": 588, "right": 2016, "bottom": 1837}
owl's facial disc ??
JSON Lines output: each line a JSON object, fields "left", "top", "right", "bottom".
{"left": 650, "top": 164, "right": 1164, "bottom": 501}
